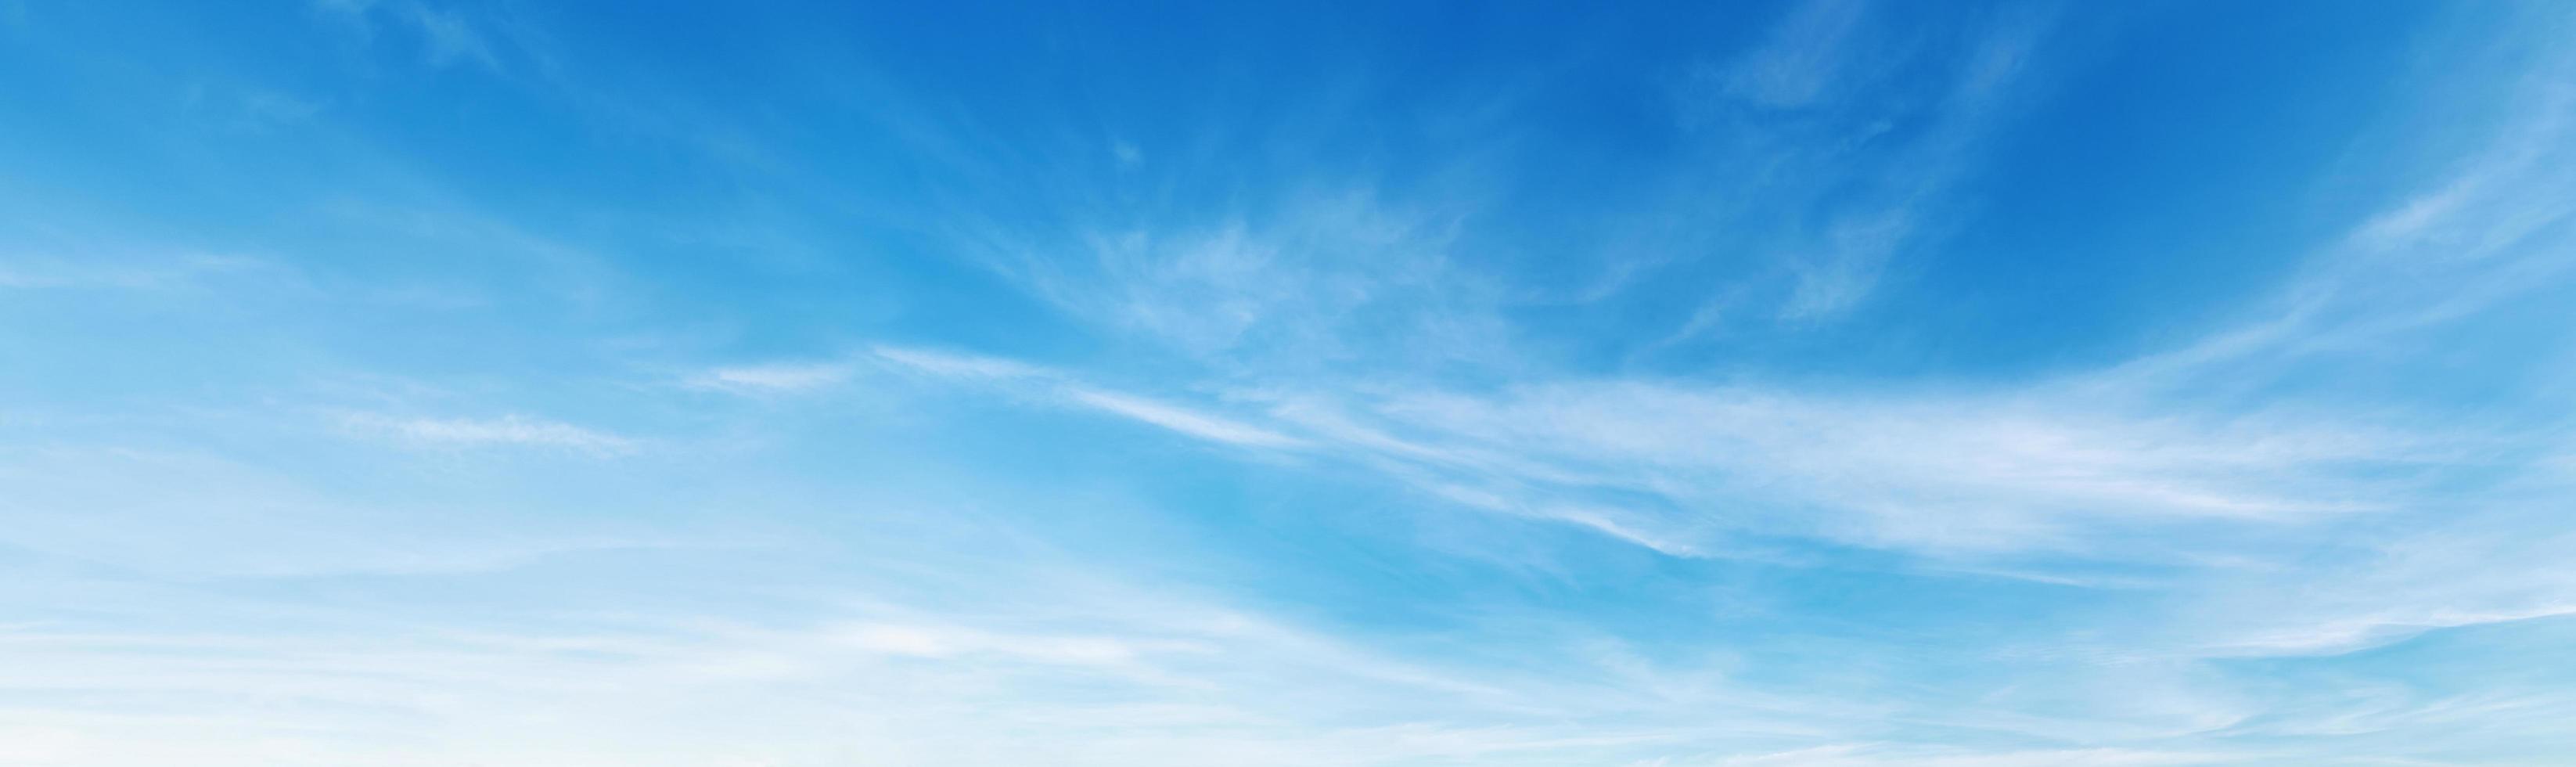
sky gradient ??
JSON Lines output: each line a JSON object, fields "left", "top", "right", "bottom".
{"left": 5, "top": 1, "right": 2576, "bottom": 765}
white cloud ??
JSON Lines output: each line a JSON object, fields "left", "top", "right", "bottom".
{"left": 686, "top": 362, "right": 854, "bottom": 394}
{"left": 1707, "top": 0, "right": 1873, "bottom": 110}
{"left": 0, "top": 253, "right": 272, "bottom": 290}
{"left": 1714, "top": 744, "right": 2238, "bottom": 767}
{"left": 1645, "top": 1, "right": 2063, "bottom": 326}
{"left": 1063, "top": 388, "right": 1306, "bottom": 449}
{"left": 0, "top": 445, "right": 694, "bottom": 578}
{"left": 872, "top": 345, "right": 1051, "bottom": 380}
{"left": 402, "top": 3, "right": 499, "bottom": 70}
{"left": 0, "top": 562, "right": 1750, "bottom": 767}
{"left": 875, "top": 344, "right": 1308, "bottom": 451}
{"left": 340, "top": 412, "right": 636, "bottom": 455}
{"left": 949, "top": 185, "right": 1500, "bottom": 372}
{"left": 314, "top": 0, "right": 502, "bottom": 72}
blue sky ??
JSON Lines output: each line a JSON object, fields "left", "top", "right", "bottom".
{"left": 5, "top": 1, "right": 2575, "bottom": 764}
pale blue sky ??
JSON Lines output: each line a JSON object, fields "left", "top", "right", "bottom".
{"left": 5, "top": 1, "right": 2576, "bottom": 765}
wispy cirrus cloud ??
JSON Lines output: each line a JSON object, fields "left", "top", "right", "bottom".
{"left": 0, "top": 551, "right": 1761, "bottom": 767}
{"left": 338, "top": 412, "right": 637, "bottom": 455}
{"left": 0, "top": 253, "right": 274, "bottom": 291}
{"left": 870, "top": 344, "right": 2444, "bottom": 556}
{"left": 1062, "top": 387, "right": 1307, "bottom": 449}
{"left": 870, "top": 345, "right": 1052, "bottom": 381}
{"left": 13, "top": 1, "right": 2576, "bottom": 764}
{"left": 1712, "top": 744, "right": 2240, "bottom": 767}
{"left": 954, "top": 185, "right": 1501, "bottom": 373}
{"left": 840, "top": 39, "right": 2576, "bottom": 671}
{"left": 683, "top": 361, "right": 855, "bottom": 394}
{"left": 311, "top": 0, "right": 504, "bottom": 72}
{"left": 1706, "top": 0, "right": 1876, "bottom": 111}
{"left": 870, "top": 345, "right": 1303, "bottom": 450}
{"left": 1653, "top": 0, "right": 2062, "bottom": 327}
